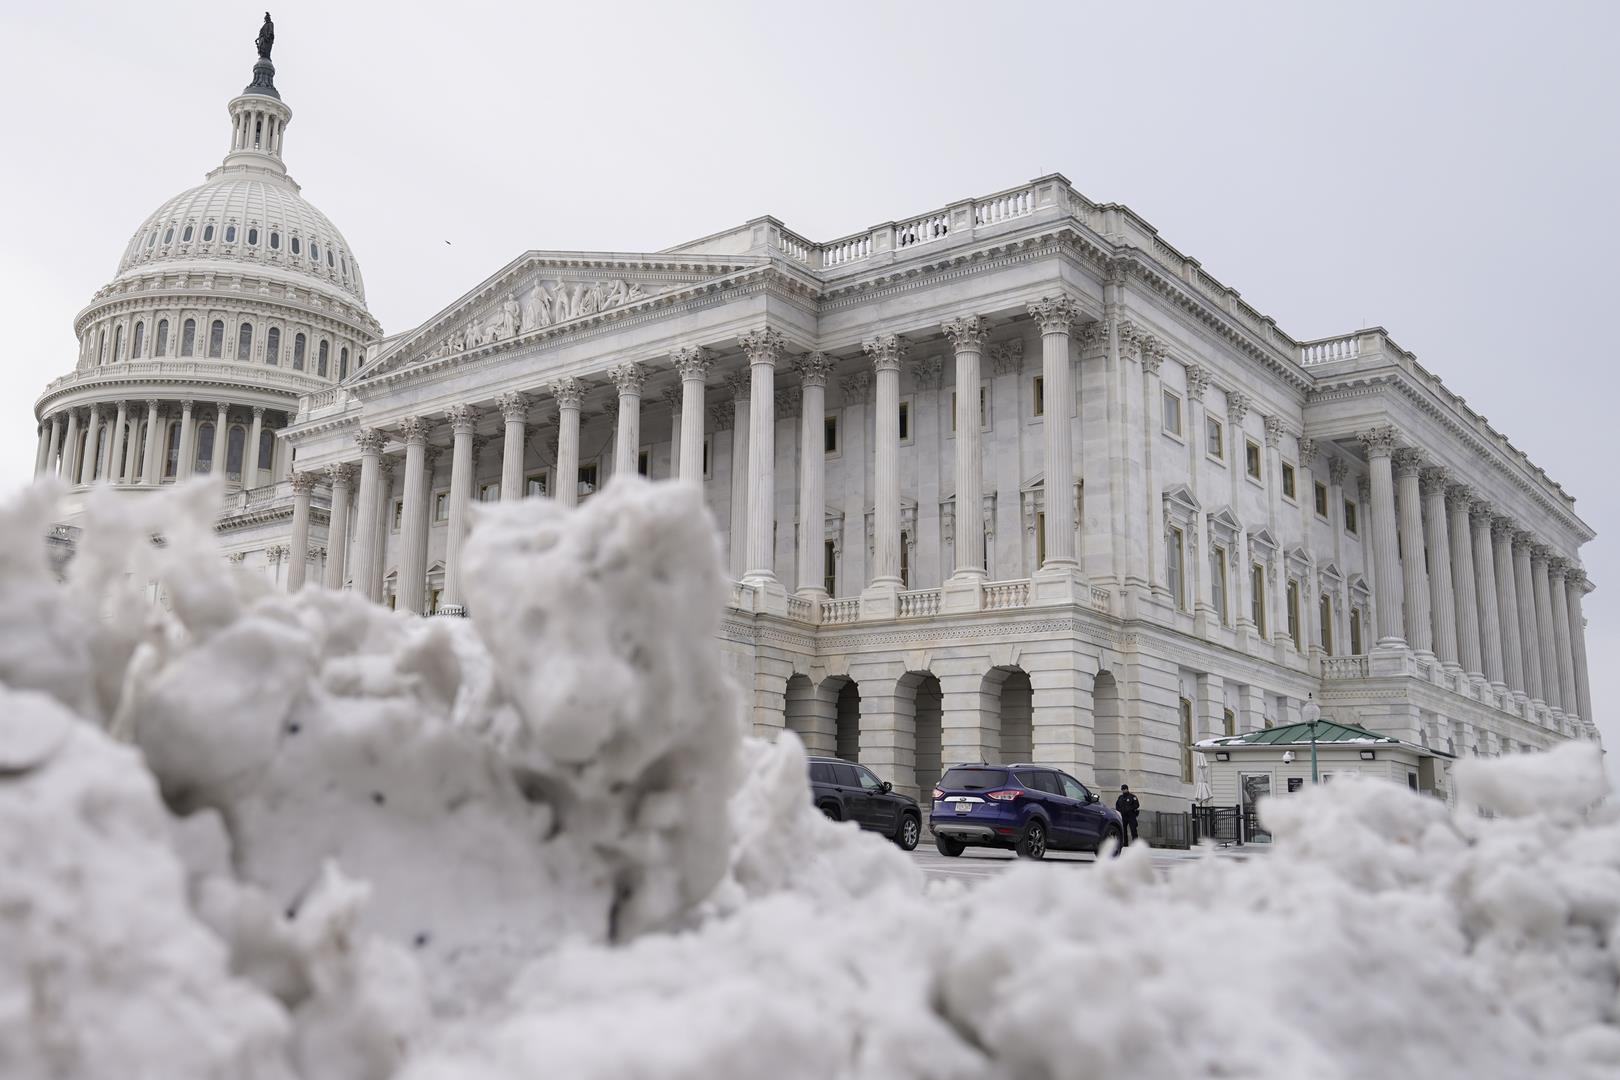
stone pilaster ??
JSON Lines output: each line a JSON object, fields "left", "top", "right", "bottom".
{"left": 442, "top": 405, "right": 478, "bottom": 610}
{"left": 323, "top": 463, "right": 355, "bottom": 590}
{"left": 287, "top": 471, "right": 317, "bottom": 592}
{"left": 673, "top": 346, "right": 711, "bottom": 485}
{"left": 862, "top": 332, "right": 906, "bottom": 613}
{"left": 1420, "top": 467, "right": 1459, "bottom": 668}
{"left": 795, "top": 352, "right": 833, "bottom": 598}
{"left": 1470, "top": 501, "right": 1506, "bottom": 689}
{"left": 1447, "top": 485, "right": 1484, "bottom": 677}
{"left": 1360, "top": 427, "right": 1404, "bottom": 648}
{"left": 396, "top": 417, "right": 430, "bottom": 615}
{"left": 496, "top": 391, "right": 529, "bottom": 503}
{"left": 943, "top": 314, "right": 989, "bottom": 610}
{"left": 609, "top": 362, "right": 646, "bottom": 480}
{"left": 1393, "top": 449, "right": 1432, "bottom": 655}
{"left": 1513, "top": 533, "right": 1544, "bottom": 703}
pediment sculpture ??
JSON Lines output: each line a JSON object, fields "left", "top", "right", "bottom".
{"left": 426, "top": 278, "right": 657, "bottom": 360}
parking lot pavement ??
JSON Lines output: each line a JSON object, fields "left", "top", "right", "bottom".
{"left": 911, "top": 842, "right": 1262, "bottom": 885}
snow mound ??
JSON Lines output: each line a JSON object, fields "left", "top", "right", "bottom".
{"left": 1, "top": 477, "right": 1616, "bottom": 1080}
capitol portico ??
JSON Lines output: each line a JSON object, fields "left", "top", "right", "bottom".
{"left": 34, "top": 24, "right": 1601, "bottom": 813}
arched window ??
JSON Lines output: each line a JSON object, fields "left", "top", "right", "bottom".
{"left": 292, "top": 333, "right": 306, "bottom": 371}
{"left": 247, "top": 226, "right": 259, "bottom": 246}
{"left": 132, "top": 321, "right": 145, "bottom": 358}
{"left": 112, "top": 325, "right": 124, "bottom": 362}
{"left": 257, "top": 428, "right": 274, "bottom": 472}
{"left": 224, "top": 224, "right": 237, "bottom": 243}
{"left": 237, "top": 322, "right": 253, "bottom": 360}
{"left": 339, "top": 346, "right": 349, "bottom": 380}
{"left": 195, "top": 422, "right": 215, "bottom": 473}
{"left": 226, "top": 425, "right": 246, "bottom": 477}
{"left": 146, "top": 231, "right": 156, "bottom": 249}
{"left": 164, "top": 422, "right": 182, "bottom": 478}
{"left": 180, "top": 319, "right": 197, "bottom": 357}
{"left": 181, "top": 224, "right": 193, "bottom": 243}
{"left": 202, "top": 224, "right": 214, "bottom": 242}
{"left": 155, "top": 319, "right": 169, "bottom": 357}
{"left": 317, "top": 339, "right": 329, "bottom": 378}
{"left": 290, "top": 236, "right": 301, "bottom": 255}
{"left": 269, "top": 231, "right": 280, "bottom": 250}
{"left": 265, "top": 327, "right": 280, "bottom": 364}
{"left": 310, "top": 241, "right": 320, "bottom": 262}
{"left": 326, "top": 249, "right": 334, "bottom": 268}
{"left": 163, "top": 227, "right": 174, "bottom": 244}
{"left": 208, "top": 320, "right": 224, "bottom": 358}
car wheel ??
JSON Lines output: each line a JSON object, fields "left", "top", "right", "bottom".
{"left": 1016, "top": 820, "right": 1048, "bottom": 860}
{"left": 820, "top": 803, "right": 841, "bottom": 822}
{"left": 1096, "top": 826, "right": 1123, "bottom": 859}
{"left": 895, "top": 814, "right": 921, "bottom": 852}
{"left": 935, "top": 834, "right": 965, "bottom": 857}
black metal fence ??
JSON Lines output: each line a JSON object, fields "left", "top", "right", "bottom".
{"left": 1141, "top": 805, "right": 1259, "bottom": 849}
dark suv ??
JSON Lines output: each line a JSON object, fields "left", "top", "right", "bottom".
{"left": 929, "top": 763, "right": 1123, "bottom": 860}
{"left": 808, "top": 757, "right": 922, "bottom": 851}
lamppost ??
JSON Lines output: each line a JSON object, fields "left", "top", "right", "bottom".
{"left": 1302, "top": 694, "right": 1321, "bottom": 784}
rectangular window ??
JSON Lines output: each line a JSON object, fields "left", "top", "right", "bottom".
{"left": 1245, "top": 439, "right": 1262, "bottom": 481}
{"left": 824, "top": 539, "right": 837, "bottom": 596}
{"left": 979, "top": 385, "right": 988, "bottom": 428}
{"left": 898, "top": 400, "right": 911, "bottom": 443}
{"left": 1162, "top": 389, "right": 1183, "bottom": 437}
{"left": 1314, "top": 481, "right": 1329, "bottom": 518}
{"left": 1251, "top": 563, "right": 1267, "bottom": 637}
{"left": 702, "top": 435, "right": 712, "bottom": 478}
{"left": 637, "top": 449, "right": 650, "bottom": 477}
{"left": 578, "top": 463, "right": 599, "bottom": 495}
{"left": 824, "top": 414, "right": 839, "bottom": 454}
{"left": 433, "top": 491, "right": 449, "bottom": 523}
{"left": 1180, "top": 698, "right": 1195, "bottom": 783}
{"left": 1286, "top": 578, "right": 1301, "bottom": 649}
{"left": 1350, "top": 608, "right": 1364, "bottom": 654}
{"left": 1344, "top": 499, "right": 1359, "bottom": 536}
{"left": 1206, "top": 416, "right": 1224, "bottom": 460}
{"left": 391, "top": 498, "right": 403, "bottom": 532}
{"left": 1032, "top": 375, "right": 1044, "bottom": 417}
{"left": 1319, "top": 594, "right": 1334, "bottom": 654}
{"left": 1035, "top": 511, "right": 1047, "bottom": 568}
{"left": 1166, "top": 525, "right": 1186, "bottom": 611}
{"left": 479, "top": 481, "right": 500, "bottom": 502}
{"left": 1282, "top": 463, "right": 1296, "bottom": 501}
{"left": 899, "top": 532, "right": 910, "bottom": 589}
{"left": 1223, "top": 709, "right": 1237, "bottom": 738}
{"left": 526, "top": 470, "right": 548, "bottom": 498}
{"left": 1211, "top": 545, "right": 1228, "bottom": 625}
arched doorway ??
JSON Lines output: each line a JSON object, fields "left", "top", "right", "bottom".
{"left": 835, "top": 679, "right": 861, "bottom": 762}
{"left": 900, "top": 672, "right": 943, "bottom": 798}
{"left": 982, "top": 666, "right": 1033, "bottom": 763}
{"left": 1093, "top": 670, "right": 1123, "bottom": 791}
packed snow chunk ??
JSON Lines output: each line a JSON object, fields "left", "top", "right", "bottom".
{"left": 462, "top": 478, "right": 743, "bottom": 939}
{"left": 1456, "top": 738, "right": 1609, "bottom": 818}
{"left": 0, "top": 687, "right": 294, "bottom": 1080}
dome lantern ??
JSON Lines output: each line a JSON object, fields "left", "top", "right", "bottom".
{"left": 220, "top": 13, "right": 291, "bottom": 182}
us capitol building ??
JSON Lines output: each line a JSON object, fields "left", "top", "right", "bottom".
{"left": 33, "top": 22, "right": 1601, "bottom": 808}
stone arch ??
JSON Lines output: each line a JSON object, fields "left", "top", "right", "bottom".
{"left": 1093, "top": 669, "right": 1124, "bottom": 790}
{"left": 833, "top": 677, "right": 861, "bottom": 762}
{"left": 899, "top": 671, "right": 943, "bottom": 798}
{"left": 981, "top": 666, "right": 1032, "bottom": 763}
{"left": 783, "top": 673, "right": 824, "bottom": 754}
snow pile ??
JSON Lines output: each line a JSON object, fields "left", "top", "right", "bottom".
{"left": 1, "top": 476, "right": 1616, "bottom": 1080}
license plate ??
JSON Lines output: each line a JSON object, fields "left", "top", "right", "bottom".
{"left": 954, "top": 802, "right": 971, "bottom": 815}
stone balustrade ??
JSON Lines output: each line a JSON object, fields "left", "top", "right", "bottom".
{"left": 897, "top": 588, "right": 942, "bottom": 618}
{"left": 983, "top": 579, "right": 1030, "bottom": 610}
{"left": 1300, "top": 335, "right": 1362, "bottom": 366}
{"left": 820, "top": 598, "right": 861, "bottom": 625}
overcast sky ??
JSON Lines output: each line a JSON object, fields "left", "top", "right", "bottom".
{"left": 2, "top": 0, "right": 1614, "bottom": 767}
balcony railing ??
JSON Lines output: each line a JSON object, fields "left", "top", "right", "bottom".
{"left": 1322, "top": 655, "right": 1371, "bottom": 680}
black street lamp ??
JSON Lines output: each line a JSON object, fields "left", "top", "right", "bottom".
{"left": 1302, "top": 694, "right": 1321, "bottom": 784}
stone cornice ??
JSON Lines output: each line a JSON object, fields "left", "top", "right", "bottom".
{"left": 35, "top": 360, "right": 318, "bottom": 418}
{"left": 77, "top": 266, "right": 379, "bottom": 338}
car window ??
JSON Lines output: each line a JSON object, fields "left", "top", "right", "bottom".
{"left": 809, "top": 763, "right": 834, "bottom": 784}
{"left": 831, "top": 763, "right": 861, "bottom": 787}
{"left": 854, "top": 767, "right": 884, "bottom": 792}
{"left": 1015, "top": 770, "right": 1057, "bottom": 794}
{"left": 939, "top": 766, "right": 1009, "bottom": 791}
{"left": 1059, "top": 774, "right": 1088, "bottom": 801}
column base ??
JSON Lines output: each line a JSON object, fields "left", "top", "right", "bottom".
{"left": 942, "top": 573, "right": 985, "bottom": 613}
{"left": 1030, "top": 564, "right": 1084, "bottom": 606}
{"left": 1368, "top": 645, "right": 1415, "bottom": 677}
{"left": 740, "top": 573, "right": 789, "bottom": 616}
{"left": 859, "top": 579, "right": 901, "bottom": 620}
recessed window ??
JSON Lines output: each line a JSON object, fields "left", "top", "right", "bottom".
{"left": 1286, "top": 579, "right": 1301, "bottom": 649}
{"left": 247, "top": 227, "right": 259, "bottom": 246}
{"left": 317, "top": 339, "right": 330, "bottom": 378}
{"left": 638, "top": 449, "right": 651, "bottom": 477}
{"left": 825, "top": 414, "right": 839, "bottom": 454}
{"left": 526, "top": 470, "right": 549, "bottom": 497}
{"left": 480, "top": 481, "right": 501, "bottom": 502}
{"left": 181, "top": 225, "right": 193, "bottom": 242}
{"left": 824, "top": 539, "right": 838, "bottom": 595}
{"left": 155, "top": 319, "right": 169, "bottom": 357}
{"left": 326, "top": 249, "right": 334, "bottom": 268}
{"left": 1251, "top": 563, "right": 1267, "bottom": 637}
{"left": 434, "top": 491, "right": 449, "bottom": 522}
{"left": 391, "top": 499, "right": 403, "bottom": 532}
{"left": 1211, "top": 545, "right": 1229, "bottom": 625}
{"left": 1344, "top": 499, "right": 1359, "bottom": 536}
{"left": 1281, "top": 462, "right": 1297, "bottom": 501}
{"left": 112, "top": 325, "right": 123, "bottom": 362}
{"left": 269, "top": 231, "right": 280, "bottom": 250}
{"left": 225, "top": 225, "right": 237, "bottom": 243}
{"left": 1314, "top": 481, "right": 1329, "bottom": 518}
{"left": 1033, "top": 375, "right": 1045, "bottom": 417}
{"left": 238, "top": 322, "right": 253, "bottom": 360}
{"left": 703, "top": 435, "right": 713, "bottom": 478}
{"left": 265, "top": 326, "right": 280, "bottom": 364}
{"left": 147, "top": 231, "right": 156, "bottom": 249}
{"left": 1319, "top": 594, "right": 1334, "bottom": 654}
{"left": 1166, "top": 525, "right": 1186, "bottom": 611}
{"left": 578, "top": 463, "right": 599, "bottom": 495}
{"left": 1245, "top": 439, "right": 1262, "bottom": 481}
{"left": 310, "top": 241, "right": 320, "bottom": 262}
{"left": 292, "top": 333, "right": 306, "bottom": 371}
{"left": 1180, "top": 698, "right": 1195, "bottom": 783}
{"left": 207, "top": 320, "right": 224, "bottom": 358}
{"left": 1207, "top": 416, "right": 1224, "bottom": 460}
{"left": 1162, "top": 388, "right": 1183, "bottom": 437}
{"left": 180, "top": 318, "right": 196, "bottom": 357}
{"left": 1350, "top": 608, "right": 1364, "bottom": 654}
{"left": 163, "top": 227, "right": 174, "bottom": 244}
{"left": 132, "top": 321, "right": 145, "bottom": 358}
{"left": 290, "top": 236, "right": 301, "bottom": 255}
{"left": 898, "top": 400, "right": 911, "bottom": 443}
{"left": 202, "top": 224, "right": 214, "bottom": 242}
{"left": 339, "top": 346, "right": 349, "bottom": 380}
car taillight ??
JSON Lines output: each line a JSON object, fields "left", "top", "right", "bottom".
{"left": 985, "top": 789, "right": 1023, "bottom": 802}
{"left": 931, "top": 787, "right": 944, "bottom": 800}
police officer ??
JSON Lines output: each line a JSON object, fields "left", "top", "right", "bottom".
{"left": 1115, "top": 784, "right": 1141, "bottom": 845}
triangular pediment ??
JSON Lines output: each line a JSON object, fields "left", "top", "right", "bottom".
{"left": 356, "top": 250, "right": 762, "bottom": 380}
{"left": 1162, "top": 484, "right": 1200, "bottom": 517}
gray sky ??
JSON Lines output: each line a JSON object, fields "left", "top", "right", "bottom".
{"left": 3, "top": 0, "right": 1614, "bottom": 770}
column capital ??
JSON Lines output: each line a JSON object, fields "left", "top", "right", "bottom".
{"left": 87, "top": 401, "right": 103, "bottom": 417}
{"left": 672, "top": 345, "right": 712, "bottom": 382}
{"left": 661, "top": 385, "right": 684, "bottom": 411}
{"left": 1328, "top": 456, "right": 1349, "bottom": 486}
{"left": 941, "top": 314, "right": 990, "bottom": 350}
{"left": 1026, "top": 295, "right": 1082, "bottom": 333}
{"left": 1264, "top": 415, "right": 1288, "bottom": 448}
{"left": 1445, "top": 482, "right": 1475, "bottom": 511}
{"left": 355, "top": 428, "right": 387, "bottom": 455}
{"left": 179, "top": 399, "right": 195, "bottom": 414}
{"left": 324, "top": 462, "right": 356, "bottom": 486}
{"left": 1226, "top": 390, "right": 1252, "bottom": 426}
{"left": 1358, "top": 425, "right": 1398, "bottom": 459}
{"left": 549, "top": 378, "right": 585, "bottom": 410}
{"left": 290, "top": 471, "right": 319, "bottom": 496}
{"left": 707, "top": 403, "right": 733, "bottom": 431}
{"left": 1185, "top": 364, "right": 1212, "bottom": 402}
{"left": 794, "top": 351, "right": 834, "bottom": 387}
{"left": 251, "top": 405, "right": 265, "bottom": 419}
{"left": 861, "top": 333, "right": 908, "bottom": 371}
{"left": 1530, "top": 544, "right": 1552, "bottom": 565}
{"left": 724, "top": 371, "right": 752, "bottom": 402}
{"left": 774, "top": 386, "right": 802, "bottom": 417}
{"left": 398, "top": 416, "right": 429, "bottom": 445}
{"left": 495, "top": 390, "right": 529, "bottom": 420}
{"left": 1512, "top": 529, "right": 1537, "bottom": 552}
{"left": 1357, "top": 474, "right": 1372, "bottom": 502}
{"left": 1490, "top": 513, "right": 1517, "bottom": 540}
{"left": 1469, "top": 497, "right": 1496, "bottom": 523}
{"left": 609, "top": 361, "right": 647, "bottom": 396}
{"left": 1547, "top": 556, "right": 1571, "bottom": 580}
{"left": 1141, "top": 336, "right": 1167, "bottom": 375}
{"left": 215, "top": 400, "right": 230, "bottom": 415}
{"left": 839, "top": 370, "right": 871, "bottom": 400}
{"left": 1392, "top": 447, "right": 1426, "bottom": 478}
{"left": 1298, "top": 437, "right": 1319, "bottom": 465}
{"left": 423, "top": 443, "right": 444, "bottom": 470}
{"left": 1566, "top": 568, "right": 1591, "bottom": 592}
{"left": 1077, "top": 318, "right": 1111, "bottom": 354}
{"left": 910, "top": 355, "right": 943, "bottom": 389}
{"left": 989, "top": 339, "right": 1024, "bottom": 375}
{"left": 739, "top": 327, "right": 787, "bottom": 365}
{"left": 1419, "top": 465, "right": 1450, "bottom": 494}
{"left": 447, "top": 403, "right": 480, "bottom": 435}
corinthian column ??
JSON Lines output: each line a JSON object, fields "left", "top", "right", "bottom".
{"left": 1028, "top": 296, "right": 1083, "bottom": 579}
{"left": 1447, "top": 485, "right": 1484, "bottom": 677}
{"left": 1531, "top": 547, "right": 1560, "bottom": 711}
{"left": 550, "top": 380, "right": 583, "bottom": 507}
{"left": 79, "top": 404, "right": 103, "bottom": 485}
{"left": 176, "top": 400, "right": 196, "bottom": 479}
{"left": 142, "top": 400, "right": 162, "bottom": 486}
{"left": 442, "top": 405, "right": 478, "bottom": 611}
{"left": 351, "top": 431, "right": 385, "bottom": 600}
{"left": 1514, "top": 533, "right": 1544, "bottom": 702}
{"left": 287, "top": 471, "right": 317, "bottom": 591}
{"left": 44, "top": 414, "right": 63, "bottom": 479}
{"left": 740, "top": 328, "right": 785, "bottom": 591}
{"left": 1548, "top": 559, "right": 1579, "bottom": 720}
{"left": 1491, "top": 516, "right": 1526, "bottom": 697}
{"left": 396, "top": 417, "right": 429, "bottom": 615}
{"left": 61, "top": 410, "right": 81, "bottom": 483}
{"left": 725, "top": 372, "right": 751, "bottom": 579}
{"left": 1420, "top": 467, "right": 1459, "bottom": 668}
{"left": 1393, "top": 449, "right": 1431, "bottom": 655}
{"left": 1470, "top": 501, "right": 1506, "bottom": 688}
{"left": 244, "top": 407, "right": 265, "bottom": 488}
{"left": 34, "top": 421, "right": 50, "bottom": 478}
{"left": 323, "top": 463, "right": 354, "bottom": 589}
{"left": 673, "top": 346, "right": 711, "bottom": 485}
{"left": 211, "top": 402, "right": 229, "bottom": 476}
{"left": 1566, "top": 572, "right": 1594, "bottom": 727}
{"left": 795, "top": 352, "right": 833, "bottom": 598}
{"left": 862, "top": 332, "right": 906, "bottom": 604}
{"left": 496, "top": 392, "right": 528, "bottom": 502}
{"left": 106, "top": 401, "right": 129, "bottom": 484}
{"left": 944, "top": 314, "right": 989, "bottom": 592}
{"left": 1360, "top": 427, "right": 1404, "bottom": 647}
{"left": 610, "top": 362, "right": 646, "bottom": 480}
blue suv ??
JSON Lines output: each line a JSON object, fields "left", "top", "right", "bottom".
{"left": 929, "top": 763, "right": 1124, "bottom": 859}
